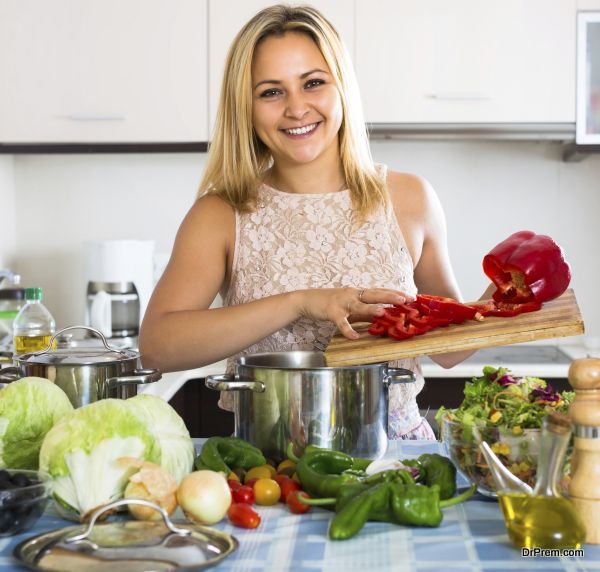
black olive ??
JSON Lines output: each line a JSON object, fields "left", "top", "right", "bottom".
{"left": 0, "top": 470, "right": 11, "bottom": 489}
{"left": 11, "top": 473, "right": 32, "bottom": 488}
{"left": 0, "top": 509, "right": 15, "bottom": 533}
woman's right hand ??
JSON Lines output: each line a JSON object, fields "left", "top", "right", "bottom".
{"left": 293, "top": 287, "right": 414, "bottom": 340}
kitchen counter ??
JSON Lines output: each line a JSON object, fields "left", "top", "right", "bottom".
{"left": 140, "top": 340, "right": 594, "bottom": 404}
{"left": 1, "top": 440, "right": 598, "bottom": 571}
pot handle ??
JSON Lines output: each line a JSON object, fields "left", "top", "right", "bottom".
{"left": 383, "top": 367, "right": 416, "bottom": 386}
{"left": 35, "top": 325, "right": 129, "bottom": 357}
{"left": 0, "top": 366, "right": 19, "bottom": 384}
{"left": 205, "top": 374, "right": 265, "bottom": 393}
{"left": 106, "top": 368, "right": 162, "bottom": 398}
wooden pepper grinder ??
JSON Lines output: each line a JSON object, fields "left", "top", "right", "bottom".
{"left": 568, "top": 357, "right": 600, "bottom": 544}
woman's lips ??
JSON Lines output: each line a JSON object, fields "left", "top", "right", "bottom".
{"left": 280, "top": 121, "right": 321, "bottom": 139}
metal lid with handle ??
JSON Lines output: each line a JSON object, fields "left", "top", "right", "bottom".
{"left": 19, "top": 326, "right": 134, "bottom": 365}
{"left": 14, "top": 499, "right": 239, "bottom": 571}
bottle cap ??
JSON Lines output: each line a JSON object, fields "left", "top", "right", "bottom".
{"left": 24, "top": 287, "right": 43, "bottom": 301}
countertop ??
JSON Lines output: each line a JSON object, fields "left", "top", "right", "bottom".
{"left": 140, "top": 339, "right": 594, "bottom": 403}
{"left": 3, "top": 440, "right": 598, "bottom": 571}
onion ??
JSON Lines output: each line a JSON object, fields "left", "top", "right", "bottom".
{"left": 177, "top": 470, "right": 232, "bottom": 525}
{"left": 120, "top": 457, "right": 178, "bottom": 521}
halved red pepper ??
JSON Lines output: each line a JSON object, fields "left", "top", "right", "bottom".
{"left": 483, "top": 230, "right": 571, "bottom": 304}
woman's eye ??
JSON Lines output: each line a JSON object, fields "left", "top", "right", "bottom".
{"left": 305, "top": 79, "right": 324, "bottom": 89}
{"left": 259, "top": 88, "right": 281, "bottom": 98}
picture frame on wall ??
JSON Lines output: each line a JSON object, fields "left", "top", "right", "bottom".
{"left": 576, "top": 12, "right": 600, "bottom": 144}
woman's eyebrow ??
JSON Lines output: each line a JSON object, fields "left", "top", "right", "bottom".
{"left": 253, "top": 68, "right": 329, "bottom": 89}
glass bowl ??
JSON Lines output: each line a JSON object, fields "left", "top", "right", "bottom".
{"left": 0, "top": 469, "right": 52, "bottom": 536}
{"left": 440, "top": 415, "right": 541, "bottom": 497}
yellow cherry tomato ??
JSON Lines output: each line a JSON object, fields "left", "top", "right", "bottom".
{"left": 228, "top": 471, "right": 240, "bottom": 482}
{"left": 253, "top": 478, "right": 281, "bottom": 506}
{"left": 244, "top": 466, "right": 273, "bottom": 484}
{"left": 259, "top": 463, "right": 277, "bottom": 478}
{"left": 277, "top": 459, "right": 296, "bottom": 474}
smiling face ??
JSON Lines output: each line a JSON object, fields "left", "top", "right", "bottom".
{"left": 251, "top": 31, "right": 344, "bottom": 169}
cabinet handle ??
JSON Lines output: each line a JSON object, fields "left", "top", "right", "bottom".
{"left": 66, "top": 113, "right": 127, "bottom": 121}
{"left": 427, "top": 93, "right": 491, "bottom": 101}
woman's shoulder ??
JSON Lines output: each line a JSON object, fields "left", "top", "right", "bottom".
{"left": 177, "top": 193, "right": 236, "bottom": 244}
{"left": 187, "top": 193, "right": 236, "bottom": 223}
{"left": 385, "top": 170, "right": 436, "bottom": 212}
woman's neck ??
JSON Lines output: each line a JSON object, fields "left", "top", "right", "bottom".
{"left": 267, "top": 154, "right": 346, "bottom": 195}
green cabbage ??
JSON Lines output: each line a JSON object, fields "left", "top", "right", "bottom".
{"left": 39, "top": 395, "right": 195, "bottom": 518}
{"left": 0, "top": 376, "right": 73, "bottom": 469}
{"left": 39, "top": 399, "right": 158, "bottom": 517}
{"left": 127, "top": 394, "right": 194, "bottom": 483}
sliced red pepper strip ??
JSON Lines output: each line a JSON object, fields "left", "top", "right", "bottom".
{"left": 475, "top": 300, "right": 542, "bottom": 317}
{"left": 483, "top": 230, "right": 571, "bottom": 304}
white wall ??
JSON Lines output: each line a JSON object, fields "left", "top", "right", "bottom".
{"left": 12, "top": 153, "right": 207, "bottom": 327}
{"left": 8, "top": 142, "right": 600, "bottom": 341}
{"left": 0, "top": 156, "right": 16, "bottom": 268}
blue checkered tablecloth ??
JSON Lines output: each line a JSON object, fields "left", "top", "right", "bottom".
{"left": 1, "top": 440, "right": 599, "bottom": 571}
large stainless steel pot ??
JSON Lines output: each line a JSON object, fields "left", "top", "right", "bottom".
{"left": 206, "top": 351, "right": 415, "bottom": 462}
{"left": 0, "top": 326, "right": 161, "bottom": 408}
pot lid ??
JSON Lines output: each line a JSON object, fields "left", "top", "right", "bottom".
{"left": 18, "top": 346, "right": 138, "bottom": 365}
{"left": 14, "top": 499, "right": 238, "bottom": 571}
{"left": 17, "top": 326, "right": 138, "bottom": 365}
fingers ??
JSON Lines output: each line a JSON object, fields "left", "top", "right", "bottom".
{"left": 336, "top": 316, "right": 360, "bottom": 340}
{"left": 357, "top": 287, "right": 414, "bottom": 306}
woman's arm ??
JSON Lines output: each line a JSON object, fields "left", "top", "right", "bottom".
{"left": 387, "top": 172, "right": 491, "bottom": 369}
{"left": 139, "top": 195, "right": 411, "bottom": 372}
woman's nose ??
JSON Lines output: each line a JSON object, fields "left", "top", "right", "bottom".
{"left": 284, "top": 91, "right": 310, "bottom": 119}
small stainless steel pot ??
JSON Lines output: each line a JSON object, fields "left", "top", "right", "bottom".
{"left": 206, "top": 351, "right": 415, "bottom": 462}
{"left": 0, "top": 326, "right": 161, "bottom": 408}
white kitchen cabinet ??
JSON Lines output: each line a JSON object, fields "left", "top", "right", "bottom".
{"left": 207, "top": 0, "right": 355, "bottom": 136}
{"left": 356, "top": 0, "right": 577, "bottom": 124}
{"left": 0, "top": 0, "right": 208, "bottom": 143}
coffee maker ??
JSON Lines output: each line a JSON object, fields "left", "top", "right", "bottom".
{"left": 84, "top": 240, "right": 155, "bottom": 348}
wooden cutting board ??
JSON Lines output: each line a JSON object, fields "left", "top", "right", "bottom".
{"left": 323, "top": 289, "right": 584, "bottom": 367}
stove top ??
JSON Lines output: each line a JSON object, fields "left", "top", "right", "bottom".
{"left": 450, "top": 345, "right": 571, "bottom": 365}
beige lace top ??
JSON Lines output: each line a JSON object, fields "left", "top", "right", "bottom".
{"left": 221, "top": 166, "right": 425, "bottom": 438}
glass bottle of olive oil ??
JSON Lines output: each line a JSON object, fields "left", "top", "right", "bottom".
{"left": 13, "top": 287, "right": 56, "bottom": 355}
{"left": 498, "top": 412, "right": 586, "bottom": 549}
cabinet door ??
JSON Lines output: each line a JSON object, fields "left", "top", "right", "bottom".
{"left": 208, "top": 0, "right": 355, "bottom": 136}
{"left": 0, "top": 0, "right": 208, "bottom": 143}
{"left": 356, "top": 0, "right": 576, "bottom": 124}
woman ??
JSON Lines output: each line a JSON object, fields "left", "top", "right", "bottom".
{"left": 140, "top": 4, "right": 484, "bottom": 439}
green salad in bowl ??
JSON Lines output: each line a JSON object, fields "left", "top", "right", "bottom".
{"left": 436, "top": 366, "right": 573, "bottom": 496}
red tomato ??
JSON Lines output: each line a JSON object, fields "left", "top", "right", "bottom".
{"left": 232, "top": 485, "right": 255, "bottom": 505}
{"left": 245, "top": 477, "right": 259, "bottom": 489}
{"left": 228, "top": 479, "right": 243, "bottom": 492}
{"left": 279, "top": 477, "right": 301, "bottom": 502}
{"left": 287, "top": 491, "right": 311, "bottom": 514}
{"left": 228, "top": 503, "right": 261, "bottom": 529}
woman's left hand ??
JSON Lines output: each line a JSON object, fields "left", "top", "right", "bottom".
{"left": 293, "top": 286, "right": 414, "bottom": 340}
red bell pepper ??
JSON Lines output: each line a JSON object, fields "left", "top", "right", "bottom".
{"left": 483, "top": 230, "right": 571, "bottom": 304}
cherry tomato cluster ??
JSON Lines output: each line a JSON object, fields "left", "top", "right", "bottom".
{"left": 225, "top": 459, "right": 311, "bottom": 528}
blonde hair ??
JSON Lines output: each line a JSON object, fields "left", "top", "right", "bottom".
{"left": 199, "top": 4, "right": 387, "bottom": 219}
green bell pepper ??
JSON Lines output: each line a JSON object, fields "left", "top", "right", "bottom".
{"left": 195, "top": 436, "right": 266, "bottom": 473}
{"left": 403, "top": 453, "right": 457, "bottom": 500}
{"left": 296, "top": 448, "right": 363, "bottom": 498}
{"left": 329, "top": 478, "right": 476, "bottom": 540}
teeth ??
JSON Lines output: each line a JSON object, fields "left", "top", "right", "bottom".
{"left": 285, "top": 123, "right": 317, "bottom": 135}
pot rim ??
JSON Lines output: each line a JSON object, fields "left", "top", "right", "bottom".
{"left": 15, "top": 347, "right": 140, "bottom": 366}
{"left": 237, "top": 350, "right": 391, "bottom": 372}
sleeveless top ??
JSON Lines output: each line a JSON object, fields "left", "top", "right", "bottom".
{"left": 221, "top": 165, "right": 428, "bottom": 439}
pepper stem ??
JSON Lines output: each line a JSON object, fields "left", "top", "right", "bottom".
{"left": 287, "top": 442, "right": 300, "bottom": 463}
{"left": 296, "top": 496, "right": 337, "bottom": 506}
{"left": 439, "top": 483, "right": 477, "bottom": 509}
